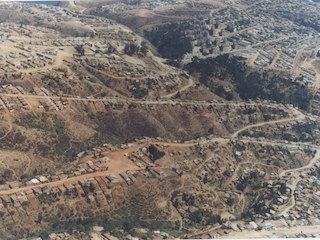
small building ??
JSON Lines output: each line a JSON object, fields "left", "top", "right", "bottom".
{"left": 249, "top": 221, "right": 258, "bottom": 230}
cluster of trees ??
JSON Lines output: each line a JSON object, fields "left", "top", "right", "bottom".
{"left": 186, "top": 55, "right": 312, "bottom": 110}
{"left": 236, "top": 170, "right": 262, "bottom": 191}
{"left": 124, "top": 0, "right": 142, "bottom": 5}
{"left": 124, "top": 43, "right": 140, "bottom": 56}
{"left": 144, "top": 22, "right": 193, "bottom": 59}
{"left": 131, "top": 87, "right": 149, "bottom": 99}
{"left": 147, "top": 145, "right": 165, "bottom": 161}
{"left": 189, "top": 209, "right": 222, "bottom": 225}
{"left": 124, "top": 41, "right": 148, "bottom": 56}
{"left": 75, "top": 45, "right": 85, "bottom": 56}
{"left": 0, "top": 169, "right": 13, "bottom": 183}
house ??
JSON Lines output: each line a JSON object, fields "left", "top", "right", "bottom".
{"left": 1, "top": 195, "right": 11, "bottom": 206}
{"left": 38, "top": 176, "right": 49, "bottom": 183}
{"left": 249, "top": 221, "right": 258, "bottom": 230}
{"left": 119, "top": 173, "right": 132, "bottom": 185}
{"left": 17, "top": 195, "right": 29, "bottom": 206}
{"left": 28, "top": 178, "right": 40, "bottom": 185}
{"left": 0, "top": 184, "right": 10, "bottom": 191}
{"left": 87, "top": 194, "right": 96, "bottom": 204}
{"left": 208, "top": 231, "right": 220, "bottom": 238}
{"left": 9, "top": 181, "right": 20, "bottom": 189}
{"left": 102, "top": 233, "right": 119, "bottom": 240}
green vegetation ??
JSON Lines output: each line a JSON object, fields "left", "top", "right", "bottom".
{"left": 124, "top": 41, "right": 148, "bottom": 56}
{"left": 8, "top": 113, "right": 90, "bottom": 162}
{"left": 0, "top": 169, "right": 13, "bottom": 182}
{"left": 75, "top": 45, "right": 85, "bottom": 56}
{"left": 236, "top": 170, "right": 262, "bottom": 191}
{"left": 147, "top": 145, "right": 165, "bottom": 161}
{"left": 186, "top": 55, "right": 312, "bottom": 110}
{"left": 29, "top": 218, "right": 96, "bottom": 240}
{"left": 189, "top": 209, "right": 222, "bottom": 225}
{"left": 124, "top": 42, "right": 140, "bottom": 56}
{"left": 144, "top": 22, "right": 193, "bottom": 59}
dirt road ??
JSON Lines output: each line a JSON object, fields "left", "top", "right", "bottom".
{"left": 279, "top": 149, "right": 320, "bottom": 178}
{"left": 224, "top": 224, "right": 320, "bottom": 238}
{"left": 0, "top": 162, "right": 140, "bottom": 196}
{"left": 161, "top": 78, "right": 194, "bottom": 98}
{"left": 231, "top": 108, "right": 305, "bottom": 139}
{"left": 0, "top": 92, "right": 293, "bottom": 112}
{"left": 276, "top": 149, "right": 320, "bottom": 216}
{"left": 276, "top": 179, "right": 300, "bottom": 217}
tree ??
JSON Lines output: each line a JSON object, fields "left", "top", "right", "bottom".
{"left": 124, "top": 43, "right": 140, "bottom": 56}
{"left": 174, "top": 91, "right": 181, "bottom": 99}
{"left": 2, "top": 169, "right": 13, "bottom": 180}
{"left": 75, "top": 45, "right": 85, "bottom": 56}
{"left": 144, "top": 22, "right": 193, "bottom": 59}
{"left": 280, "top": 183, "right": 287, "bottom": 195}
{"left": 226, "top": 197, "right": 235, "bottom": 206}
{"left": 123, "top": 219, "right": 134, "bottom": 232}
{"left": 140, "top": 41, "right": 148, "bottom": 55}
{"left": 106, "top": 45, "right": 116, "bottom": 54}
{"left": 89, "top": 182, "right": 95, "bottom": 192}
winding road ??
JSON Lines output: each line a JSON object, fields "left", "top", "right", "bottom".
{"left": 0, "top": 86, "right": 315, "bottom": 237}
{"left": 161, "top": 78, "right": 194, "bottom": 98}
{"left": 279, "top": 149, "right": 320, "bottom": 178}
{"left": 276, "top": 149, "right": 320, "bottom": 216}
{"left": 232, "top": 107, "right": 305, "bottom": 139}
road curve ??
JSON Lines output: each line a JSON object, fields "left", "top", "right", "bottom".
{"left": 231, "top": 107, "right": 305, "bottom": 139}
